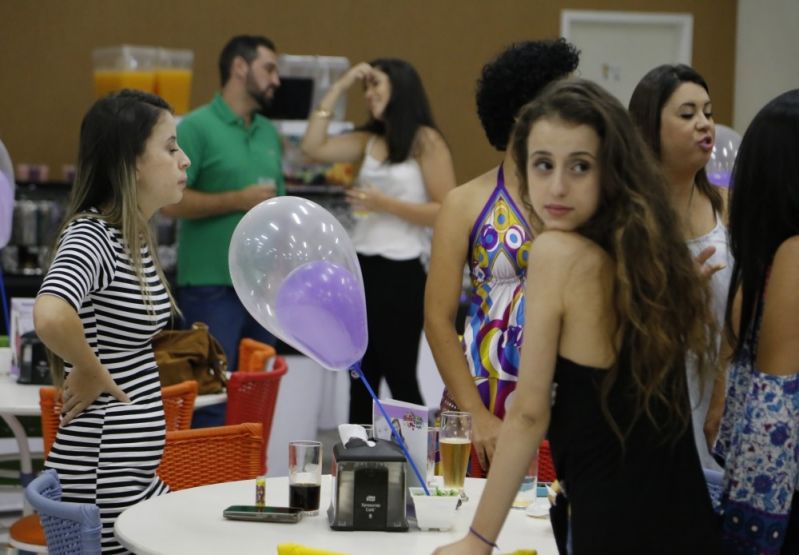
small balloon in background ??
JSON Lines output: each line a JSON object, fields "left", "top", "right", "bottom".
{"left": 229, "top": 196, "right": 367, "bottom": 371}
{"left": 705, "top": 124, "right": 742, "bottom": 188}
{"left": 0, "top": 171, "right": 14, "bottom": 249}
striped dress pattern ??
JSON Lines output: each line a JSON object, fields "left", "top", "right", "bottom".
{"left": 38, "top": 213, "right": 171, "bottom": 554}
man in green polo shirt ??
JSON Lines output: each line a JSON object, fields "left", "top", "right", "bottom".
{"left": 163, "top": 35, "right": 284, "bottom": 425}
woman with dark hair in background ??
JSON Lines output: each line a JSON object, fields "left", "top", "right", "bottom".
{"left": 712, "top": 89, "right": 799, "bottom": 554}
{"left": 629, "top": 64, "right": 732, "bottom": 472}
{"left": 425, "top": 39, "right": 579, "bottom": 477}
{"left": 302, "top": 59, "right": 457, "bottom": 423}
{"left": 434, "top": 78, "right": 721, "bottom": 554}
{"left": 34, "top": 90, "right": 190, "bottom": 553}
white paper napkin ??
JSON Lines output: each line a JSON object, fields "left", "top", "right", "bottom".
{"left": 338, "top": 424, "right": 376, "bottom": 447}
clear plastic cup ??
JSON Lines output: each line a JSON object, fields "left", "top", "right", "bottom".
{"left": 512, "top": 448, "right": 539, "bottom": 509}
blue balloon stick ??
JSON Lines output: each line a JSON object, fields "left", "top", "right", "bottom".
{"left": 351, "top": 361, "right": 431, "bottom": 496}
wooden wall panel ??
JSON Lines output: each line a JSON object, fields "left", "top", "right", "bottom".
{"left": 0, "top": 0, "right": 736, "bottom": 183}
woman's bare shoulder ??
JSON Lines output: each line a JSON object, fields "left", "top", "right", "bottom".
{"left": 530, "top": 231, "right": 612, "bottom": 285}
{"left": 774, "top": 235, "right": 799, "bottom": 258}
{"left": 415, "top": 126, "right": 446, "bottom": 146}
{"left": 441, "top": 168, "right": 497, "bottom": 211}
{"left": 414, "top": 126, "right": 452, "bottom": 161}
{"left": 530, "top": 230, "right": 605, "bottom": 262}
{"left": 770, "top": 236, "right": 799, "bottom": 283}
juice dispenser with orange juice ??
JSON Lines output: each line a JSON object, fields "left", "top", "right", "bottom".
{"left": 92, "top": 45, "right": 194, "bottom": 114}
{"left": 155, "top": 48, "right": 194, "bottom": 115}
{"left": 92, "top": 46, "right": 158, "bottom": 98}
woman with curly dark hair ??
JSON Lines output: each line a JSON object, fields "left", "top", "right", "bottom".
{"left": 712, "top": 89, "right": 799, "bottom": 554}
{"left": 425, "top": 39, "right": 579, "bottom": 476}
{"left": 302, "top": 58, "right": 457, "bottom": 424}
{"left": 434, "top": 78, "right": 721, "bottom": 555}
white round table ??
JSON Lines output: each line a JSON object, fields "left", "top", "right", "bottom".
{"left": 193, "top": 391, "right": 226, "bottom": 408}
{"left": 115, "top": 475, "right": 557, "bottom": 555}
{"left": 0, "top": 372, "right": 44, "bottom": 487}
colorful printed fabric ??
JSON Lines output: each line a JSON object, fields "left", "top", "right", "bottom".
{"left": 461, "top": 165, "right": 532, "bottom": 419}
{"left": 714, "top": 304, "right": 799, "bottom": 555}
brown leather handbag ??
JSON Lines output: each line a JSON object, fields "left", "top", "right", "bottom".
{"left": 153, "top": 322, "right": 228, "bottom": 394}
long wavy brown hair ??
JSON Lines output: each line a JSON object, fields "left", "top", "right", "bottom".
{"left": 511, "top": 79, "right": 717, "bottom": 441}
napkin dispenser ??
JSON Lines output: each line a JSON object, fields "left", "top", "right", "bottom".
{"left": 17, "top": 331, "right": 51, "bottom": 385}
{"left": 328, "top": 438, "right": 408, "bottom": 531}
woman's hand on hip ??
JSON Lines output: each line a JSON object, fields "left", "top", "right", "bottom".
{"left": 61, "top": 365, "right": 130, "bottom": 425}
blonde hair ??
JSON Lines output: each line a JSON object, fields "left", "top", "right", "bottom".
{"left": 48, "top": 90, "right": 179, "bottom": 384}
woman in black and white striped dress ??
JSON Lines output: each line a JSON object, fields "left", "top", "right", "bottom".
{"left": 34, "top": 90, "right": 190, "bottom": 553}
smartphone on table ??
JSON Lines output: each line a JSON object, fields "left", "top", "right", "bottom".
{"left": 223, "top": 505, "right": 303, "bottom": 523}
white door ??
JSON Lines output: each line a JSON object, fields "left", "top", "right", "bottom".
{"left": 561, "top": 10, "right": 693, "bottom": 107}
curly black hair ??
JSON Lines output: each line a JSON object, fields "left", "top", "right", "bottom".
{"left": 476, "top": 39, "right": 580, "bottom": 151}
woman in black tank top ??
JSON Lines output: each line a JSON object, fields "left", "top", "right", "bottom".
{"left": 434, "top": 79, "right": 721, "bottom": 555}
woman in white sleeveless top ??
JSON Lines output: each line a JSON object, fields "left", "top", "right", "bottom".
{"left": 629, "top": 64, "right": 733, "bottom": 472}
{"left": 302, "top": 59, "right": 456, "bottom": 423}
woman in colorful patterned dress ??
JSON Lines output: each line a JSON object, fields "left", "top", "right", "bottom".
{"left": 712, "top": 89, "right": 799, "bottom": 554}
{"left": 34, "top": 90, "right": 189, "bottom": 553}
{"left": 425, "top": 39, "right": 579, "bottom": 476}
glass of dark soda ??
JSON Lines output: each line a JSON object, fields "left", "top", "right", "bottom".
{"left": 288, "top": 440, "right": 322, "bottom": 515}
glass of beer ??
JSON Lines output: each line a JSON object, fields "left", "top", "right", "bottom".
{"left": 439, "top": 411, "right": 472, "bottom": 491}
{"left": 288, "top": 440, "right": 322, "bottom": 515}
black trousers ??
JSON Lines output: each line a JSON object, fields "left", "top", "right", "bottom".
{"left": 349, "top": 254, "right": 426, "bottom": 423}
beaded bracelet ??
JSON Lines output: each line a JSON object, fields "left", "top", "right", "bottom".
{"left": 469, "top": 526, "right": 499, "bottom": 550}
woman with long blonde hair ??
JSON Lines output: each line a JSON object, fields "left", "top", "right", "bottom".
{"left": 34, "top": 89, "right": 189, "bottom": 553}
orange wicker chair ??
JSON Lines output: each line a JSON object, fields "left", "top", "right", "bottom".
{"left": 40, "top": 380, "right": 197, "bottom": 453}
{"left": 10, "top": 382, "right": 200, "bottom": 553}
{"left": 538, "top": 439, "right": 557, "bottom": 483}
{"left": 161, "top": 380, "right": 198, "bottom": 432}
{"left": 225, "top": 356, "right": 287, "bottom": 474}
{"left": 158, "top": 422, "right": 264, "bottom": 491}
{"left": 40, "top": 387, "right": 61, "bottom": 456}
{"left": 237, "top": 338, "right": 277, "bottom": 373}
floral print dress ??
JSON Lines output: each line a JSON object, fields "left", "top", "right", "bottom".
{"left": 714, "top": 300, "right": 799, "bottom": 554}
